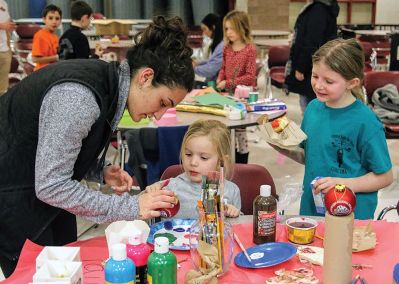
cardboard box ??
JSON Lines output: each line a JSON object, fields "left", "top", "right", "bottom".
{"left": 36, "top": 247, "right": 80, "bottom": 270}
{"left": 32, "top": 261, "right": 82, "bottom": 284}
{"left": 92, "top": 19, "right": 135, "bottom": 36}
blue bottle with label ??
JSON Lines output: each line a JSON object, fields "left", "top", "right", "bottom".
{"left": 105, "top": 243, "right": 136, "bottom": 284}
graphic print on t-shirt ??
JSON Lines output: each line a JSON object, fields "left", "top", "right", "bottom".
{"left": 331, "top": 134, "right": 353, "bottom": 172}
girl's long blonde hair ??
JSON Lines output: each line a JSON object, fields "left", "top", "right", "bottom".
{"left": 180, "top": 120, "right": 232, "bottom": 178}
{"left": 312, "top": 38, "right": 366, "bottom": 102}
{"left": 223, "top": 10, "right": 253, "bottom": 45}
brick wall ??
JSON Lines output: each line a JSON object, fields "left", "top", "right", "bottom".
{"left": 247, "top": 0, "right": 289, "bottom": 30}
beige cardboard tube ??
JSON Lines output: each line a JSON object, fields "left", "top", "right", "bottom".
{"left": 323, "top": 212, "right": 354, "bottom": 284}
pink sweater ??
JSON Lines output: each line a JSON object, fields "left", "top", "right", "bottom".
{"left": 217, "top": 43, "right": 257, "bottom": 89}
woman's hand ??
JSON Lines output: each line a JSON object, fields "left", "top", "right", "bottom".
{"left": 216, "top": 80, "right": 226, "bottom": 89}
{"left": 104, "top": 165, "right": 133, "bottom": 195}
{"left": 295, "top": 70, "right": 304, "bottom": 81}
{"left": 138, "top": 189, "right": 176, "bottom": 219}
{"left": 224, "top": 204, "right": 240, "bottom": 218}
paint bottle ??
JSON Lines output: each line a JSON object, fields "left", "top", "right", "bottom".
{"left": 147, "top": 237, "right": 177, "bottom": 284}
{"left": 253, "top": 184, "right": 277, "bottom": 244}
{"left": 126, "top": 230, "right": 152, "bottom": 284}
{"left": 105, "top": 243, "right": 136, "bottom": 284}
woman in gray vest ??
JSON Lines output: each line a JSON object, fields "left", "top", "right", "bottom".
{"left": 0, "top": 16, "right": 194, "bottom": 278}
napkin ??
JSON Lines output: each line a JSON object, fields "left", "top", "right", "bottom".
{"left": 257, "top": 115, "right": 307, "bottom": 150}
{"left": 185, "top": 240, "right": 221, "bottom": 284}
{"left": 352, "top": 222, "right": 377, "bottom": 252}
{"left": 105, "top": 220, "right": 150, "bottom": 257}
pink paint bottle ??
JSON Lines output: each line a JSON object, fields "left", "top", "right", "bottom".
{"left": 126, "top": 230, "right": 152, "bottom": 284}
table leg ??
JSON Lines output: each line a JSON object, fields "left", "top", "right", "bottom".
{"left": 230, "top": 129, "right": 235, "bottom": 163}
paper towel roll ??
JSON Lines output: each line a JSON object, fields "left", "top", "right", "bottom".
{"left": 323, "top": 212, "right": 354, "bottom": 284}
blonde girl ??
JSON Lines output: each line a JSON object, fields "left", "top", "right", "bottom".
{"left": 217, "top": 10, "right": 257, "bottom": 163}
{"left": 150, "top": 120, "right": 241, "bottom": 219}
{"left": 273, "top": 38, "right": 392, "bottom": 219}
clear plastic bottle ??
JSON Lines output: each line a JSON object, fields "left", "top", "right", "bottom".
{"left": 253, "top": 185, "right": 277, "bottom": 244}
{"left": 147, "top": 237, "right": 177, "bottom": 284}
{"left": 126, "top": 230, "right": 152, "bottom": 284}
{"left": 105, "top": 243, "right": 135, "bottom": 284}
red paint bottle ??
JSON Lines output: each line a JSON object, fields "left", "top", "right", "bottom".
{"left": 126, "top": 230, "right": 152, "bottom": 284}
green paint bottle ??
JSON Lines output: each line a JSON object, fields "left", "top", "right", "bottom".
{"left": 147, "top": 237, "right": 177, "bottom": 284}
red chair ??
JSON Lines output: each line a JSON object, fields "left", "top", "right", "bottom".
{"left": 92, "top": 12, "right": 106, "bottom": 20}
{"left": 268, "top": 45, "right": 290, "bottom": 89}
{"left": 161, "top": 163, "right": 277, "bottom": 215}
{"left": 359, "top": 41, "right": 375, "bottom": 72}
{"left": 363, "top": 71, "right": 399, "bottom": 138}
{"left": 15, "top": 24, "right": 41, "bottom": 39}
{"left": 8, "top": 55, "right": 24, "bottom": 88}
{"left": 14, "top": 24, "right": 40, "bottom": 76}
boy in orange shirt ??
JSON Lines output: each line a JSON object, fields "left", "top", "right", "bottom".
{"left": 32, "top": 4, "right": 62, "bottom": 71}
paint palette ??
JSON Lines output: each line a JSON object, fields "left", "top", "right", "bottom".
{"left": 147, "top": 219, "right": 196, "bottom": 250}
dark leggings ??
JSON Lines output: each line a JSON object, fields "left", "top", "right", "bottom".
{"left": 0, "top": 210, "right": 77, "bottom": 278}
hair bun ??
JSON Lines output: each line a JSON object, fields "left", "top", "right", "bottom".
{"left": 136, "top": 15, "right": 192, "bottom": 59}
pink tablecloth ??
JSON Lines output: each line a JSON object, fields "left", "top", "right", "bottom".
{"left": 4, "top": 220, "right": 399, "bottom": 284}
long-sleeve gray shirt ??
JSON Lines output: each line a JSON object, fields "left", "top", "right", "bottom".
{"left": 165, "top": 173, "right": 241, "bottom": 219}
{"left": 34, "top": 60, "right": 140, "bottom": 224}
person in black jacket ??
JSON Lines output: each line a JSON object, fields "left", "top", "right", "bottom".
{"left": 58, "top": 0, "right": 103, "bottom": 60}
{"left": 0, "top": 16, "right": 193, "bottom": 278}
{"left": 285, "top": 0, "right": 339, "bottom": 113}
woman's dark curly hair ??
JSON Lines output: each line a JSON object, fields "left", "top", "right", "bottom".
{"left": 126, "top": 16, "right": 194, "bottom": 92}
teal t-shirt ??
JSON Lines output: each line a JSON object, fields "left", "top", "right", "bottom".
{"left": 300, "top": 99, "right": 392, "bottom": 220}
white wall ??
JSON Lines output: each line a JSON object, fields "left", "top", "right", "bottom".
{"left": 376, "top": 0, "right": 399, "bottom": 24}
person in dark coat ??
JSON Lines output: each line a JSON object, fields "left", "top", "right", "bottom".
{"left": 285, "top": 0, "right": 340, "bottom": 112}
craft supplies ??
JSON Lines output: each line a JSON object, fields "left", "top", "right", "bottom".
{"left": 324, "top": 184, "right": 356, "bottom": 216}
{"left": 310, "top": 176, "right": 325, "bottom": 214}
{"left": 233, "top": 233, "right": 252, "bottom": 263}
{"left": 126, "top": 230, "right": 152, "bottom": 284}
{"left": 147, "top": 237, "right": 177, "bottom": 284}
{"left": 105, "top": 243, "right": 135, "bottom": 284}
{"left": 188, "top": 170, "right": 234, "bottom": 280}
{"left": 323, "top": 212, "right": 354, "bottom": 284}
{"left": 286, "top": 217, "right": 318, "bottom": 245}
{"left": 253, "top": 185, "right": 277, "bottom": 244}
{"left": 158, "top": 179, "right": 180, "bottom": 218}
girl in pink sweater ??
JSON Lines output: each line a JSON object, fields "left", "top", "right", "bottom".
{"left": 217, "top": 10, "right": 257, "bottom": 163}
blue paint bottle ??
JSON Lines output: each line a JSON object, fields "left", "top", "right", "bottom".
{"left": 105, "top": 243, "right": 136, "bottom": 284}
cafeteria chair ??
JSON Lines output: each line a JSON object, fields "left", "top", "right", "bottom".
{"left": 161, "top": 163, "right": 277, "bottom": 215}
{"left": 377, "top": 200, "right": 399, "bottom": 220}
{"left": 264, "top": 45, "right": 290, "bottom": 97}
{"left": 359, "top": 41, "right": 376, "bottom": 72}
{"left": 13, "top": 24, "right": 40, "bottom": 76}
{"left": 8, "top": 55, "right": 24, "bottom": 88}
{"left": 363, "top": 71, "right": 399, "bottom": 138}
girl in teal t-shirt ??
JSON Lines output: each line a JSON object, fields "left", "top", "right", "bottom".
{"left": 272, "top": 38, "right": 393, "bottom": 220}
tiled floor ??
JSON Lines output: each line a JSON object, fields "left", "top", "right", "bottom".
{"left": 1, "top": 87, "right": 398, "bottom": 280}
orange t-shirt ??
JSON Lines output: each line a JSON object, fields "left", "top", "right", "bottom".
{"left": 32, "top": 28, "right": 59, "bottom": 71}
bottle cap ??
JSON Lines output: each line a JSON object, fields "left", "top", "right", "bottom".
{"left": 111, "top": 243, "right": 127, "bottom": 261}
{"left": 260, "top": 185, "right": 271, "bottom": 197}
{"left": 154, "top": 237, "right": 169, "bottom": 254}
{"left": 128, "top": 229, "right": 142, "bottom": 246}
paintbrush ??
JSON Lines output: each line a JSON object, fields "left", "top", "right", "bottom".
{"left": 233, "top": 233, "right": 252, "bottom": 263}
